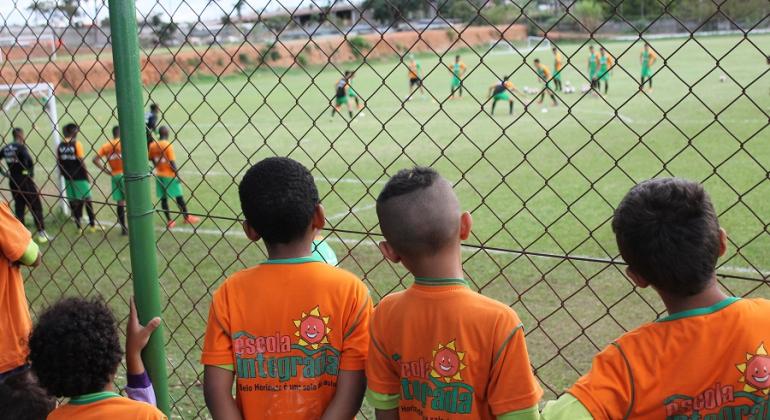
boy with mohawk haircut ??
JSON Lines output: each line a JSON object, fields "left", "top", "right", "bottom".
{"left": 366, "top": 167, "right": 543, "bottom": 419}
{"left": 201, "top": 157, "right": 372, "bottom": 419}
{"left": 542, "top": 178, "right": 770, "bottom": 419}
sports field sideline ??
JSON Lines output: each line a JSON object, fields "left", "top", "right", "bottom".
{"left": 3, "top": 32, "right": 769, "bottom": 417}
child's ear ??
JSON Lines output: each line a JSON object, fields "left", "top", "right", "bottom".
{"left": 626, "top": 267, "right": 649, "bottom": 288}
{"left": 459, "top": 211, "right": 473, "bottom": 241}
{"left": 378, "top": 241, "right": 401, "bottom": 263}
{"left": 242, "top": 221, "right": 261, "bottom": 241}
{"left": 718, "top": 227, "right": 728, "bottom": 257}
{"left": 312, "top": 203, "right": 326, "bottom": 231}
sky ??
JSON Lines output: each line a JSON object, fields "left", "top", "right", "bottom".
{"left": 2, "top": 0, "right": 317, "bottom": 27}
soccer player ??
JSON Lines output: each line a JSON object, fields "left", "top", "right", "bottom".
{"left": 640, "top": 43, "right": 656, "bottom": 92}
{"left": 449, "top": 54, "right": 467, "bottom": 98}
{"left": 93, "top": 126, "right": 127, "bottom": 235}
{"left": 588, "top": 45, "right": 599, "bottom": 92}
{"left": 552, "top": 46, "right": 564, "bottom": 92}
{"left": 406, "top": 54, "right": 424, "bottom": 99}
{"left": 488, "top": 76, "right": 523, "bottom": 116}
{"left": 148, "top": 126, "right": 199, "bottom": 228}
{"left": 331, "top": 71, "right": 354, "bottom": 120}
{"left": 145, "top": 103, "right": 160, "bottom": 143}
{"left": 541, "top": 178, "right": 770, "bottom": 419}
{"left": 0, "top": 128, "right": 48, "bottom": 243}
{"left": 347, "top": 70, "right": 363, "bottom": 110}
{"left": 56, "top": 123, "right": 98, "bottom": 232}
{"left": 201, "top": 157, "right": 372, "bottom": 419}
{"left": 598, "top": 47, "right": 614, "bottom": 95}
{"left": 366, "top": 167, "right": 543, "bottom": 419}
{"left": 534, "top": 58, "right": 559, "bottom": 107}
{"left": 0, "top": 201, "right": 40, "bottom": 384}
{"left": 28, "top": 296, "right": 166, "bottom": 419}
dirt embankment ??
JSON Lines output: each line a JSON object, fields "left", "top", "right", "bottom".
{"left": 1, "top": 25, "right": 526, "bottom": 95}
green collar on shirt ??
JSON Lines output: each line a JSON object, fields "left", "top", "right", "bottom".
{"left": 414, "top": 277, "right": 469, "bottom": 287}
{"left": 68, "top": 391, "right": 121, "bottom": 405}
{"left": 656, "top": 296, "right": 740, "bottom": 322}
{"left": 262, "top": 254, "right": 323, "bottom": 265}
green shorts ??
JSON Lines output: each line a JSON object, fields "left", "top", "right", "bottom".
{"left": 589, "top": 69, "right": 597, "bottom": 80}
{"left": 492, "top": 92, "right": 510, "bottom": 101}
{"left": 553, "top": 70, "right": 562, "bottom": 81}
{"left": 451, "top": 77, "right": 462, "bottom": 89}
{"left": 111, "top": 174, "right": 126, "bottom": 202}
{"left": 156, "top": 176, "right": 183, "bottom": 199}
{"left": 599, "top": 70, "right": 610, "bottom": 82}
{"left": 348, "top": 87, "right": 357, "bottom": 98}
{"left": 335, "top": 95, "right": 348, "bottom": 106}
{"left": 641, "top": 67, "right": 652, "bottom": 78}
{"left": 65, "top": 179, "right": 92, "bottom": 200}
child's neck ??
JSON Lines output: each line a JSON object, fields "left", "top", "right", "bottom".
{"left": 406, "top": 248, "right": 464, "bottom": 280}
{"left": 265, "top": 239, "right": 313, "bottom": 261}
{"left": 660, "top": 281, "right": 728, "bottom": 316}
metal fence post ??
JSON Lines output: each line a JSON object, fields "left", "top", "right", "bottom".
{"left": 107, "top": 0, "right": 171, "bottom": 415}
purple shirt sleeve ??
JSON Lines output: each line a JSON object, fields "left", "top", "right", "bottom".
{"left": 125, "top": 371, "right": 157, "bottom": 406}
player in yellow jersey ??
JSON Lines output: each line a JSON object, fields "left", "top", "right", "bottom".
{"left": 552, "top": 47, "right": 564, "bottom": 92}
{"left": 406, "top": 54, "right": 424, "bottom": 99}
{"left": 449, "top": 55, "right": 467, "bottom": 99}
{"left": 640, "top": 43, "right": 657, "bottom": 92}
{"left": 533, "top": 59, "right": 558, "bottom": 107}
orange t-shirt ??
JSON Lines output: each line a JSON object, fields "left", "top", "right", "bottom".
{"left": 97, "top": 138, "right": 124, "bottom": 176}
{"left": 48, "top": 392, "right": 166, "bottom": 420}
{"left": 148, "top": 140, "right": 176, "bottom": 178}
{"left": 554, "top": 52, "right": 564, "bottom": 71}
{"left": 367, "top": 278, "right": 542, "bottom": 419}
{"left": 201, "top": 255, "right": 372, "bottom": 419}
{"left": 0, "top": 202, "right": 33, "bottom": 373}
{"left": 569, "top": 297, "right": 770, "bottom": 419}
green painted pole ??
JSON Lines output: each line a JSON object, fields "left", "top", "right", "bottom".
{"left": 107, "top": 0, "right": 171, "bottom": 415}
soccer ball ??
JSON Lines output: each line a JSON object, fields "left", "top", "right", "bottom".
{"left": 581, "top": 84, "right": 591, "bottom": 93}
{"left": 541, "top": 108, "right": 549, "bottom": 113}
{"left": 719, "top": 74, "right": 726, "bottom": 83}
{"left": 359, "top": 112, "right": 366, "bottom": 118}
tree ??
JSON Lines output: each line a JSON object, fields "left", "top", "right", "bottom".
{"left": 440, "top": 0, "right": 478, "bottom": 22}
{"left": 363, "top": 0, "right": 423, "bottom": 24}
{"left": 147, "top": 14, "right": 178, "bottom": 47}
{"left": 572, "top": 0, "right": 605, "bottom": 32}
{"left": 56, "top": 0, "right": 81, "bottom": 27}
{"left": 27, "top": 1, "right": 56, "bottom": 25}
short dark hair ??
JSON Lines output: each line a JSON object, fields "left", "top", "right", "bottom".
{"left": 11, "top": 127, "right": 23, "bottom": 140}
{"left": 0, "top": 371, "right": 55, "bottom": 420}
{"left": 377, "top": 167, "right": 460, "bottom": 257}
{"left": 63, "top": 123, "right": 79, "bottom": 138}
{"left": 533, "top": 58, "right": 541, "bottom": 64}
{"left": 28, "top": 297, "right": 123, "bottom": 398}
{"left": 150, "top": 103, "right": 159, "bottom": 112}
{"left": 112, "top": 125, "right": 120, "bottom": 138}
{"left": 612, "top": 178, "right": 721, "bottom": 296}
{"left": 158, "top": 126, "right": 169, "bottom": 139}
{"left": 239, "top": 157, "right": 319, "bottom": 244}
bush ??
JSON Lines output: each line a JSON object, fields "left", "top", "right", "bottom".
{"left": 347, "top": 36, "right": 372, "bottom": 60}
{"left": 185, "top": 57, "right": 201, "bottom": 68}
{"left": 268, "top": 49, "right": 281, "bottom": 62}
{"left": 238, "top": 53, "right": 251, "bottom": 65}
{"left": 215, "top": 57, "right": 225, "bottom": 66}
{"left": 480, "top": 4, "right": 521, "bottom": 26}
{"left": 296, "top": 52, "right": 308, "bottom": 67}
{"left": 446, "top": 28, "right": 458, "bottom": 42}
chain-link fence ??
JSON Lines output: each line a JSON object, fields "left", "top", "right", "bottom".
{"left": 2, "top": 0, "right": 770, "bottom": 418}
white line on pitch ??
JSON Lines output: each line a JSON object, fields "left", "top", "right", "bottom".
{"left": 131, "top": 221, "right": 766, "bottom": 277}
{"left": 179, "top": 170, "right": 385, "bottom": 186}
{"left": 327, "top": 203, "right": 376, "bottom": 221}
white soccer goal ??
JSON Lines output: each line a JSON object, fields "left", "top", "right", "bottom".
{"left": 0, "top": 33, "right": 58, "bottom": 63}
{"left": 0, "top": 83, "right": 68, "bottom": 214}
{"left": 488, "top": 36, "right": 551, "bottom": 56}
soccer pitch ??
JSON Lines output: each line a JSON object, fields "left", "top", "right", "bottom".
{"left": 7, "top": 33, "right": 770, "bottom": 417}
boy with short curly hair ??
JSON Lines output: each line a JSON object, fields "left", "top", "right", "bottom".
{"left": 28, "top": 297, "right": 165, "bottom": 419}
{"left": 542, "top": 178, "right": 770, "bottom": 419}
{"left": 201, "top": 157, "right": 372, "bottom": 419}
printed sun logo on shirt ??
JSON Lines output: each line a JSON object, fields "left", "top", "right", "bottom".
{"left": 231, "top": 305, "right": 340, "bottom": 386}
{"left": 294, "top": 306, "right": 331, "bottom": 349}
{"left": 737, "top": 342, "right": 770, "bottom": 394}
{"left": 399, "top": 339, "right": 474, "bottom": 414}
{"left": 663, "top": 342, "right": 770, "bottom": 418}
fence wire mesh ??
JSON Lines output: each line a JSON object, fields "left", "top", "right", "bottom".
{"left": 2, "top": 0, "right": 770, "bottom": 418}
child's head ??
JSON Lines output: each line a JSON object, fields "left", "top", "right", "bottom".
{"left": 63, "top": 123, "right": 79, "bottom": 139}
{"left": 28, "top": 297, "right": 123, "bottom": 398}
{"left": 612, "top": 178, "right": 726, "bottom": 297}
{"left": 533, "top": 58, "right": 541, "bottom": 66}
{"left": 158, "top": 126, "right": 169, "bottom": 140}
{"left": 11, "top": 127, "right": 24, "bottom": 143}
{"left": 455, "top": 55, "right": 460, "bottom": 62}
{"left": 239, "top": 157, "right": 323, "bottom": 248}
{"left": 589, "top": 45, "right": 595, "bottom": 51}
{"left": 150, "top": 103, "right": 160, "bottom": 113}
{"left": 376, "top": 167, "right": 471, "bottom": 267}
{"left": 0, "top": 371, "right": 55, "bottom": 420}
{"left": 112, "top": 125, "right": 120, "bottom": 139}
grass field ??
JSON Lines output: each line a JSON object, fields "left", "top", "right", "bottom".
{"left": 2, "top": 33, "right": 770, "bottom": 418}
